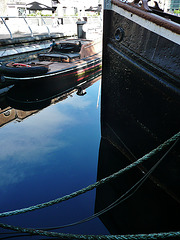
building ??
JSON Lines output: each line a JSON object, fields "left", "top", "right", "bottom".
{"left": 6, "top": 0, "right": 26, "bottom": 16}
{"left": 0, "top": 0, "right": 8, "bottom": 16}
{"left": 57, "top": 0, "right": 101, "bottom": 17}
{"left": 170, "top": 0, "right": 180, "bottom": 11}
{"left": 0, "top": 0, "right": 102, "bottom": 17}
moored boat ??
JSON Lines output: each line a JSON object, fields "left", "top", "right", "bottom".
{"left": 100, "top": 0, "right": 180, "bottom": 237}
{"left": 0, "top": 38, "right": 102, "bottom": 84}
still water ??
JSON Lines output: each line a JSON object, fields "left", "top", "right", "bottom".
{"left": 0, "top": 77, "right": 109, "bottom": 239}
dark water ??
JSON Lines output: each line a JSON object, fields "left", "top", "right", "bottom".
{"left": 0, "top": 73, "right": 179, "bottom": 240}
{"left": 0, "top": 77, "right": 109, "bottom": 239}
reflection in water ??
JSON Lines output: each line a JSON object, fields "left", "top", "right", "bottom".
{"left": 95, "top": 138, "right": 180, "bottom": 235}
{"left": 1, "top": 60, "right": 179, "bottom": 238}
{"left": 0, "top": 69, "right": 101, "bottom": 127}
{"left": 0, "top": 71, "right": 102, "bottom": 184}
{"left": 0, "top": 70, "right": 110, "bottom": 239}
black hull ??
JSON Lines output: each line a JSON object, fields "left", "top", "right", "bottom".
{"left": 99, "top": 1, "right": 180, "bottom": 236}
{"left": 2, "top": 56, "right": 101, "bottom": 84}
{"left": 7, "top": 67, "right": 102, "bottom": 111}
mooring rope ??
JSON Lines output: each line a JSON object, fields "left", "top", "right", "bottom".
{"left": 25, "top": 138, "right": 180, "bottom": 232}
{"left": 0, "top": 222, "right": 180, "bottom": 240}
{"left": 0, "top": 131, "right": 179, "bottom": 219}
{"left": 1, "top": 139, "right": 178, "bottom": 240}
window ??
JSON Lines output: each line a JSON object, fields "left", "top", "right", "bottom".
{"left": 18, "top": 7, "right": 25, "bottom": 16}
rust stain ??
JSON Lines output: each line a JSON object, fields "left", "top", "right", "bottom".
{"left": 111, "top": 0, "right": 180, "bottom": 35}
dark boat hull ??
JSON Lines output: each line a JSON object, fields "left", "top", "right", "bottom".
{"left": 1, "top": 54, "right": 101, "bottom": 84}
{"left": 100, "top": 0, "right": 180, "bottom": 236}
{"left": 6, "top": 66, "right": 102, "bottom": 111}
{"left": 102, "top": 4, "right": 180, "bottom": 149}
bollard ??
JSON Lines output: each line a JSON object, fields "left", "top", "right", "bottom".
{"left": 76, "top": 20, "right": 87, "bottom": 39}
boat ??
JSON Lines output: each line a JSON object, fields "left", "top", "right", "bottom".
{"left": 100, "top": 0, "right": 180, "bottom": 237}
{"left": 0, "top": 38, "right": 102, "bottom": 85}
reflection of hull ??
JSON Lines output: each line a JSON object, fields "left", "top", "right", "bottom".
{"left": 99, "top": 0, "right": 180, "bottom": 236}
{"left": 95, "top": 138, "right": 180, "bottom": 235}
{"left": 6, "top": 68, "right": 101, "bottom": 110}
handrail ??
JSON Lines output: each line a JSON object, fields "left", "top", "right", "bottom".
{"left": 0, "top": 17, "right": 13, "bottom": 39}
{"left": 0, "top": 15, "right": 102, "bottom": 40}
{"left": 23, "top": 17, "right": 33, "bottom": 37}
{"left": 0, "top": 16, "right": 53, "bottom": 39}
{"left": 41, "top": 16, "right": 50, "bottom": 36}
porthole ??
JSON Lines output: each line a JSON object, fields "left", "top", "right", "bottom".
{"left": 114, "top": 27, "right": 124, "bottom": 42}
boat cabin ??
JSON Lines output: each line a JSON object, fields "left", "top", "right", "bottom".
{"left": 38, "top": 40, "right": 83, "bottom": 63}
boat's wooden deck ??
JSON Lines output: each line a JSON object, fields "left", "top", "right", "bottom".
{"left": 27, "top": 38, "right": 102, "bottom": 73}
{"left": 37, "top": 53, "right": 101, "bottom": 73}
{"left": 39, "top": 60, "right": 83, "bottom": 72}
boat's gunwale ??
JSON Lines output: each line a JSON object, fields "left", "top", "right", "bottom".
{"left": 2, "top": 52, "right": 102, "bottom": 81}
{"left": 111, "top": 0, "right": 180, "bottom": 35}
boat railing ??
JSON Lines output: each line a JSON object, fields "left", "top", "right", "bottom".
{"left": 120, "top": 0, "right": 180, "bottom": 24}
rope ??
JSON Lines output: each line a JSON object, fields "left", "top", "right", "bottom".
{"left": 1, "top": 138, "right": 178, "bottom": 240}
{"left": 0, "top": 131, "right": 179, "bottom": 218}
{"left": 0, "top": 222, "right": 180, "bottom": 239}
{"left": 27, "top": 139, "right": 180, "bottom": 231}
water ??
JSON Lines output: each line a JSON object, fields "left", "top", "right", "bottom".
{"left": 0, "top": 77, "right": 109, "bottom": 239}
{"left": 1, "top": 72, "right": 179, "bottom": 240}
